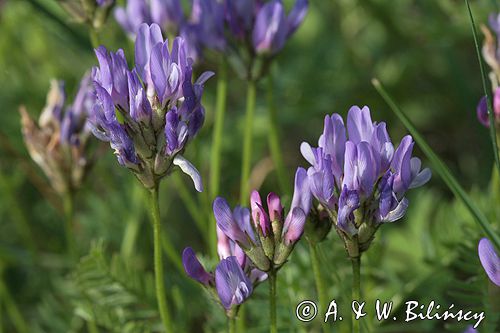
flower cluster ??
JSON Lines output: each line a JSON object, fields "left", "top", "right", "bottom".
{"left": 478, "top": 238, "right": 500, "bottom": 287}
{"left": 89, "top": 23, "right": 213, "bottom": 190}
{"left": 182, "top": 206, "right": 267, "bottom": 312}
{"left": 57, "top": 0, "right": 114, "bottom": 29}
{"left": 301, "top": 106, "right": 431, "bottom": 257}
{"left": 114, "top": 0, "right": 308, "bottom": 69}
{"left": 20, "top": 74, "right": 95, "bottom": 195}
{"left": 214, "top": 168, "right": 311, "bottom": 272}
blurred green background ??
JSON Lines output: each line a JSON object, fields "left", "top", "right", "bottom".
{"left": 0, "top": 0, "right": 498, "bottom": 332}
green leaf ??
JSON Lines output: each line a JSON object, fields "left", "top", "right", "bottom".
{"left": 372, "top": 78, "right": 500, "bottom": 250}
{"left": 464, "top": 0, "right": 500, "bottom": 174}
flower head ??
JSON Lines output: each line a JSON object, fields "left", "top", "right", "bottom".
{"left": 90, "top": 23, "right": 213, "bottom": 190}
{"left": 301, "top": 106, "right": 431, "bottom": 256}
{"left": 252, "top": 0, "right": 308, "bottom": 55}
{"left": 20, "top": 74, "right": 95, "bottom": 195}
{"left": 478, "top": 238, "right": 500, "bottom": 287}
{"left": 57, "top": 0, "right": 114, "bottom": 29}
{"left": 215, "top": 168, "right": 311, "bottom": 270}
{"left": 114, "top": 0, "right": 183, "bottom": 36}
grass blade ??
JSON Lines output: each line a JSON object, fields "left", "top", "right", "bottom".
{"left": 372, "top": 78, "right": 500, "bottom": 250}
{"left": 465, "top": 0, "right": 500, "bottom": 174}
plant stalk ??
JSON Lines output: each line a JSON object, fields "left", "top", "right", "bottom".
{"left": 269, "top": 270, "right": 277, "bottom": 333}
{"left": 150, "top": 185, "right": 173, "bottom": 333}
{"left": 63, "top": 190, "right": 76, "bottom": 259}
{"left": 309, "top": 241, "right": 327, "bottom": 331}
{"left": 351, "top": 256, "right": 361, "bottom": 333}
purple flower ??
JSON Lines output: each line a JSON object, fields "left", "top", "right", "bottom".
{"left": 476, "top": 88, "right": 500, "bottom": 127}
{"left": 478, "top": 238, "right": 500, "bottom": 287}
{"left": 115, "top": 0, "right": 183, "bottom": 36}
{"left": 182, "top": 247, "right": 214, "bottom": 286}
{"left": 215, "top": 256, "right": 253, "bottom": 309}
{"left": 225, "top": 0, "right": 260, "bottom": 39}
{"left": 213, "top": 197, "right": 255, "bottom": 249}
{"left": 301, "top": 106, "right": 431, "bottom": 247}
{"left": 183, "top": 243, "right": 263, "bottom": 311}
{"left": 252, "top": 0, "right": 308, "bottom": 55}
{"left": 250, "top": 190, "right": 271, "bottom": 236}
{"left": 90, "top": 23, "right": 212, "bottom": 189}
{"left": 93, "top": 46, "right": 129, "bottom": 110}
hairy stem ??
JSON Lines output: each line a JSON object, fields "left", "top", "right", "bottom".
{"left": 269, "top": 270, "right": 277, "bottom": 333}
{"left": 150, "top": 185, "right": 173, "bottom": 333}
{"left": 228, "top": 317, "right": 236, "bottom": 333}
{"left": 309, "top": 241, "right": 327, "bottom": 331}
{"left": 351, "top": 256, "right": 361, "bottom": 333}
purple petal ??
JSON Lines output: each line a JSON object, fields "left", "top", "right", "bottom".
{"left": 347, "top": 106, "right": 374, "bottom": 144}
{"left": 250, "top": 190, "right": 271, "bottom": 236}
{"left": 381, "top": 197, "right": 408, "bottom": 223}
{"left": 476, "top": 96, "right": 490, "bottom": 127}
{"left": 252, "top": 0, "right": 287, "bottom": 54}
{"left": 283, "top": 207, "right": 306, "bottom": 245}
{"left": 291, "top": 167, "right": 312, "bottom": 214}
{"left": 135, "top": 23, "right": 163, "bottom": 85}
{"left": 478, "top": 238, "right": 500, "bottom": 287}
{"left": 182, "top": 247, "right": 213, "bottom": 286}
{"left": 215, "top": 256, "right": 253, "bottom": 309}
{"left": 267, "top": 192, "right": 283, "bottom": 222}
{"left": 337, "top": 185, "right": 360, "bottom": 235}
{"left": 391, "top": 135, "right": 414, "bottom": 196}
{"left": 213, "top": 198, "right": 250, "bottom": 247}
{"left": 150, "top": 42, "right": 167, "bottom": 104}
{"left": 286, "top": 0, "right": 308, "bottom": 37}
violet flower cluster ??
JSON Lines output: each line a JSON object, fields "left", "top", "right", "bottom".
{"left": 182, "top": 208, "right": 267, "bottom": 313}
{"left": 301, "top": 106, "right": 431, "bottom": 257}
{"left": 114, "top": 0, "right": 308, "bottom": 71}
{"left": 478, "top": 237, "right": 500, "bottom": 287}
{"left": 89, "top": 23, "right": 213, "bottom": 190}
{"left": 214, "top": 168, "right": 311, "bottom": 272}
{"left": 20, "top": 74, "right": 95, "bottom": 195}
{"left": 182, "top": 167, "right": 310, "bottom": 313}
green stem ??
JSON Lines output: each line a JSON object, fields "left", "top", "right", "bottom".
{"left": 63, "top": 190, "right": 76, "bottom": 259}
{"left": 308, "top": 241, "right": 326, "bottom": 322}
{"left": 269, "top": 270, "right": 277, "bottom": 333}
{"left": 240, "top": 80, "right": 257, "bottom": 204}
{"left": 149, "top": 185, "right": 173, "bottom": 333}
{"left": 351, "top": 256, "right": 361, "bottom": 333}
{"left": 267, "top": 73, "right": 290, "bottom": 195}
{"left": 228, "top": 317, "right": 236, "bottom": 333}
{"left": 209, "top": 59, "right": 228, "bottom": 258}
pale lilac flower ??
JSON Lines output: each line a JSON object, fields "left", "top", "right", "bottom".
{"left": 90, "top": 23, "right": 213, "bottom": 190}
{"left": 301, "top": 106, "right": 431, "bottom": 255}
{"left": 478, "top": 238, "right": 500, "bottom": 287}
{"left": 215, "top": 168, "right": 311, "bottom": 270}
